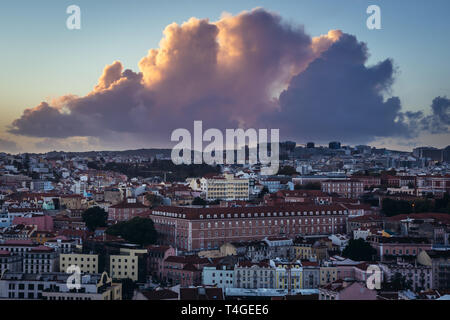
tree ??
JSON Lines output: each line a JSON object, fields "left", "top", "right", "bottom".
{"left": 106, "top": 217, "right": 157, "bottom": 246}
{"left": 118, "top": 278, "right": 137, "bottom": 300}
{"left": 277, "top": 166, "right": 297, "bottom": 176}
{"left": 192, "top": 197, "right": 207, "bottom": 206}
{"left": 342, "top": 239, "right": 377, "bottom": 261}
{"left": 82, "top": 206, "right": 108, "bottom": 231}
{"left": 258, "top": 186, "right": 269, "bottom": 198}
{"left": 294, "top": 182, "right": 321, "bottom": 190}
{"left": 381, "top": 272, "right": 412, "bottom": 291}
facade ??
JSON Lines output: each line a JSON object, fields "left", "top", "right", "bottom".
{"left": 320, "top": 263, "right": 338, "bottom": 285}
{"left": 109, "top": 248, "right": 147, "bottom": 281}
{"left": 321, "top": 179, "right": 364, "bottom": 199}
{"left": 368, "top": 236, "right": 432, "bottom": 261}
{"left": 23, "top": 246, "right": 57, "bottom": 274}
{"left": 234, "top": 261, "right": 275, "bottom": 289}
{"left": 162, "top": 255, "right": 210, "bottom": 287}
{"left": 301, "top": 260, "right": 320, "bottom": 289}
{"left": 417, "top": 250, "right": 450, "bottom": 290}
{"left": 41, "top": 272, "right": 122, "bottom": 300}
{"left": 319, "top": 280, "right": 377, "bottom": 300}
{"left": 200, "top": 174, "right": 249, "bottom": 201}
{"left": 147, "top": 245, "right": 176, "bottom": 280}
{"left": 150, "top": 204, "right": 349, "bottom": 251}
{"left": 381, "top": 262, "right": 432, "bottom": 291}
{"left": 202, "top": 264, "right": 235, "bottom": 289}
{"left": 416, "top": 175, "right": 450, "bottom": 196}
{"left": 60, "top": 253, "right": 98, "bottom": 274}
{"left": 274, "top": 259, "right": 303, "bottom": 290}
{"left": 0, "top": 250, "right": 22, "bottom": 274}
{"left": 108, "top": 198, "right": 149, "bottom": 221}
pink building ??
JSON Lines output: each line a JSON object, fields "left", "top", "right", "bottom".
{"left": 12, "top": 215, "right": 54, "bottom": 232}
{"left": 147, "top": 245, "right": 176, "bottom": 280}
{"left": 108, "top": 198, "right": 149, "bottom": 221}
{"left": 319, "top": 280, "right": 377, "bottom": 300}
{"left": 162, "top": 255, "right": 210, "bottom": 287}
{"left": 368, "top": 236, "right": 432, "bottom": 261}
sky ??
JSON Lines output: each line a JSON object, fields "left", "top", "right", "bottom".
{"left": 0, "top": 0, "right": 449, "bottom": 153}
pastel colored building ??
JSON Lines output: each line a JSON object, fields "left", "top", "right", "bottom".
{"left": 60, "top": 253, "right": 99, "bottom": 274}
{"left": 150, "top": 204, "right": 349, "bottom": 251}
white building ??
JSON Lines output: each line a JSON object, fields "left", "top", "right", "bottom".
{"left": 202, "top": 264, "right": 235, "bottom": 289}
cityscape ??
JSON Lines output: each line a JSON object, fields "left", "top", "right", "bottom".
{"left": 0, "top": 0, "right": 449, "bottom": 306}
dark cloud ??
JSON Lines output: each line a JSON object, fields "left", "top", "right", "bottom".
{"left": 420, "top": 96, "right": 450, "bottom": 134}
{"left": 264, "top": 34, "right": 415, "bottom": 143}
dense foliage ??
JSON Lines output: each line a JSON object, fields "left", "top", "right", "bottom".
{"left": 82, "top": 206, "right": 108, "bottom": 231}
{"left": 382, "top": 193, "right": 450, "bottom": 216}
{"left": 106, "top": 217, "right": 157, "bottom": 246}
{"left": 342, "top": 239, "right": 377, "bottom": 261}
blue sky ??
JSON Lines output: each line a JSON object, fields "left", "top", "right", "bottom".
{"left": 0, "top": 0, "right": 449, "bottom": 152}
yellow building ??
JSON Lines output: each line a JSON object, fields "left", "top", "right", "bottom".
{"left": 201, "top": 174, "right": 249, "bottom": 201}
{"left": 319, "top": 265, "right": 338, "bottom": 285}
{"left": 274, "top": 260, "right": 303, "bottom": 290}
{"left": 60, "top": 253, "right": 99, "bottom": 274}
{"left": 293, "top": 243, "right": 314, "bottom": 260}
{"left": 110, "top": 248, "right": 147, "bottom": 281}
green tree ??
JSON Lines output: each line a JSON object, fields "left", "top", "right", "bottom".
{"left": 118, "top": 278, "right": 137, "bottom": 300}
{"left": 342, "top": 239, "right": 377, "bottom": 261}
{"left": 294, "top": 182, "right": 321, "bottom": 190}
{"left": 381, "top": 272, "right": 412, "bottom": 291}
{"left": 192, "top": 197, "right": 207, "bottom": 206}
{"left": 82, "top": 206, "right": 108, "bottom": 231}
{"left": 258, "top": 186, "right": 269, "bottom": 198}
{"left": 106, "top": 217, "right": 157, "bottom": 246}
{"left": 277, "top": 166, "right": 297, "bottom": 176}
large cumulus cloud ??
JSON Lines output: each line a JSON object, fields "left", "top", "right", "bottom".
{"left": 264, "top": 33, "right": 415, "bottom": 143}
{"left": 7, "top": 8, "right": 449, "bottom": 148}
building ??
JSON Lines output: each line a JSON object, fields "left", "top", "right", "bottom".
{"left": 163, "top": 255, "right": 210, "bottom": 287}
{"left": 234, "top": 261, "right": 275, "bottom": 289}
{"left": 147, "top": 245, "right": 176, "bottom": 280}
{"left": 150, "top": 204, "right": 349, "bottom": 251}
{"left": 319, "top": 280, "right": 377, "bottom": 300}
{"left": 199, "top": 174, "right": 249, "bottom": 201}
{"left": 23, "top": 246, "right": 58, "bottom": 274}
{"left": 202, "top": 263, "right": 235, "bottom": 289}
{"left": 109, "top": 248, "right": 148, "bottom": 282}
{"left": 0, "top": 250, "right": 22, "bottom": 274}
{"left": 380, "top": 262, "right": 432, "bottom": 291}
{"left": 417, "top": 250, "right": 450, "bottom": 290}
{"left": 301, "top": 260, "right": 320, "bottom": 289}
{"left": 416, "top": 175, "right": 450, "bottom": 196}
{"left": 60, "top": 253, "right": 98, "bottom": 274}
{"left": 368, "top": 236, "right": 432, "bottom": 261}
{"left": 108, "top": 198, "right": 149, "bottom": 221}
{"left": 41, "top": 272, "right": 122, "bottom": 300}
{"left": 321, "top": 179, "right": 364, "bottom": 199}
{"left": 319, "top": 262, "right": 338, "bottom": 285}
{"left": 274, "top": 259, "right": 303, "bottom": 290}
{"left": 328, "top": 142, "right": 341, "bottom": 150}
